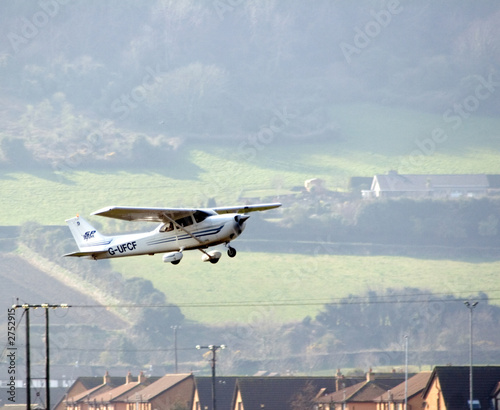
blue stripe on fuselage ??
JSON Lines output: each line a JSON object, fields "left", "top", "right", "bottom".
{"left": 146, "top": 225, "right": 224, "bottom": 246}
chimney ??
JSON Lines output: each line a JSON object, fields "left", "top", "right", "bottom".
{"left": 366, "top": 368, "right": 374, "bottom": 382}
{"left": 126, "top": 371, "right": 133, "bottom": 384}
{"left": 138, "top": 371, "right": 146, "bottom": 384}
{"left": 335, "top": 369, "right": 345, "bottom": 391}
{"left": 103, "top": 371, "right": 111, "bottom": 385}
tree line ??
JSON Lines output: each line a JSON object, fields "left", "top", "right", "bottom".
{"left": 265, "top": 196, "right": 500, "bottom": 254}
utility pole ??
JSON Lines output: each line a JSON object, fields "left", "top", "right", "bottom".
{"left": 25, "top": 306, "right": 30, "bottom": 410}
{"left": 14, "top": 303, "right": 69, "bottom": 410}
{"left": 44, "top": 305, "right": 50, "bottom": 410}
{"left": 196, "top": 344, "right": 226, "bottom": 410}
{"left": 464, "top": 301, "right": 478, "bottom": 410}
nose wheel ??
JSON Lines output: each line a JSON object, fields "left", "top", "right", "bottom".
{"left": 227, "top": 246, "right": 237, "bottom": 258}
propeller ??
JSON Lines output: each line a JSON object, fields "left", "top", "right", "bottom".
{"left": 234, "top": 214, "right": 250, "bottom": 234}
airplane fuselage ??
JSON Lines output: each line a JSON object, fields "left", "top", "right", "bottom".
{"left": 87, "top": 213, "right": 244, "bottom": 260}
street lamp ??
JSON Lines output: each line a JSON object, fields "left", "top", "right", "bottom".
{"left": 171, "top": 325, "right": 180, "bottom": 373}
{"left": 196, "top": 344, "right": 226, "bottom": 410}
{"left": 464, "top": 301, "right": 478, "bottom": 410}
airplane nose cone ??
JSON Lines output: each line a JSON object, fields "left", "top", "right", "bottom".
{"left": 234, "top": 214, "right": 250, "bottom": 234}
{"left": 237, "top": 215, "right": 250, "bottom": 225}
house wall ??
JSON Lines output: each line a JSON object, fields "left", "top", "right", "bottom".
{"left": 423, "top": 378, "right": 444, "bottom": 410}
{"left": 232, "top": 390, "right": 244, "bottom": 410}
{"left": 191, "top": 387, "right": 201, "bottom": 410}
{"left": 375, "top": 396, "right": 423, "bottom": 410}
{"left": 346, "top": 402, "right": 377, "bottom": 410}
{"left": 408, "top": 392, "right": 426, "bottom": 410}
{"left": 321, "top": 402, "right": 378, "bottom": 410}
{"left": 493, "top": 390, "right": 500, "bottom": 410}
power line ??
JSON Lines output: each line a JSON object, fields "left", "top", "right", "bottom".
{"left": 13, "top": 346, "right": 196, "bottom": 353}
{"left": 63, "top": 291, "right": 500, "bottom": 309}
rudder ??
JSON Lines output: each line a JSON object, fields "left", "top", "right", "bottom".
{"left": 65, "top": 215, "right": 110, "bottom": 250}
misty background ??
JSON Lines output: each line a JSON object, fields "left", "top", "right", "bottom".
{"left": 1, "top": 0, "right": 499, "bottom": 164}
{"left": 1, "top": 0, "right": 500, "bottom": 379}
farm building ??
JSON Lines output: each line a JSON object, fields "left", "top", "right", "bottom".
{"left": 362, "top": 171, "right": 491, "bottom": 199}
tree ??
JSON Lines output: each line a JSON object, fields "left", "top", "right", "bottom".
{"left": 290, "top": 381, "right": 317, "bottom": 410}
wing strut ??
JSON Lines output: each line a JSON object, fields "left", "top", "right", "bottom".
{"left": 161, "top": 213, "right": 214, "bottom": 260}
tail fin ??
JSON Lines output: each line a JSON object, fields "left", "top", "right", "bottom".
{"left": 65, "top": 215, "right": 111, "bottom": 250}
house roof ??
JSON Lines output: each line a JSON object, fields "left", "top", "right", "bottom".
{"left": 376, "top": 371, "right": 432, "bottom": 402}
{"left": 91, "top": 381, "right": 142, "bottom": 403}
{"left": 373, "top": 173, "right": 489, "bottom": 192}
{"left": 194, "top": 377, "right": 238, "bottom": 410}
{"left": 67, "top": 383, "right": 113, "bottom": 403}
{"left": 422, "top": 366, "right": 500, "bottom": 410}
{"left": 236, "top": 377, "right": 338, "bottom": 410}
{"left": 56, "top": 375, "right": 142, "bottom": 410}
{"left": 125, "top": 373, "right": 193, "bottom": 402}
{"left": 317, "top": 377, "right": 407, "bottom": 404}
{"left": 70, "top": 376, "right": 126, "bottom": 392}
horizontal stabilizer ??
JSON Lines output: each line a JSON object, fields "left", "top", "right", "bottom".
{"left": 63, "top": 251, "right": 106, "bottom": 259}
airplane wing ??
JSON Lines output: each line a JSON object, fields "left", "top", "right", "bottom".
{"left": 213, "top": 203, "right": 282, "bottom": 214}
{"left": 91, "top": 206, "right": 195, "bottom": 222}
{"left": 91, "top": 203, "right": 281, "bottom": 222}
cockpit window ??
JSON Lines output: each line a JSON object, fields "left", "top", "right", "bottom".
{"left": 175, "top": 215, "right": 194, "bottom": 227}
{"left": 193, "top": 210, "right": 212, "bottom": 223}
{"left": 160, "top": 222, "right": 174, "bottom": 232}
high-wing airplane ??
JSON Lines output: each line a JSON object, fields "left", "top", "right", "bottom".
{"left": 64, "top": 203, "right": 281, "bottom": 264}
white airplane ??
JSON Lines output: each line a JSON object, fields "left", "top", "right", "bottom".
{"left": 64, "top": 203, "right": 281, "bottom": 264}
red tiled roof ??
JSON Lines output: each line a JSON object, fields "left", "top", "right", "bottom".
{"left": 91, "top": 381, "right": 143, "bottom": 403}
{"left": 376, "top": 372, "right": 431, "bottom": 402}
{"left": 67, "top": 384, "right": 112, "bottom": 403}
{"left": 125, "top": 373, "right": 193, "bottom": 402}
{"left": 317, "top": 377, "right": 407, "bottom": 404}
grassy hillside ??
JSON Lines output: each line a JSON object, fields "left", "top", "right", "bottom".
{"left": 110, "top": 252, "right": 500, "bottom": 324}
{"left": 2, "top": 104, "right": 500, "bottom": 226}
{"left": 3, "top": 103, "right": 499, "bottom": 327}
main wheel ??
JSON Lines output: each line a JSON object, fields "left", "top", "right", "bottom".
{"left": 227, "top": 246, "right": 237, "bottom": 258}
{"left": 210, "top": 257, "right": 220, "bottom": 264}
{"left": 171, "top": 260, "right": 181, "bottom": 265}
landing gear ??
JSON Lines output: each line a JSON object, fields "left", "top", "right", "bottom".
{"left": 227, "top": 246, "right": 237, "bottom": 258}
{"left": 171, "top": 260, "right": 181, "bottom": 265}
{"left": 201, "top": 250, "right": 222, "bottom": 263}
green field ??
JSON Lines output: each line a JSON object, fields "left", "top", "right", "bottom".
{"left": 2, "top": 104, "right": 500, "bottom": 226}
{"left": 3, "top": 103, "right": 500, "bottom": 326}
{"left": 110, "top": 252, "right": 500, "bottom": 324}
